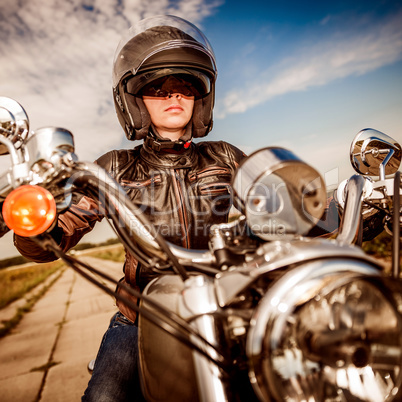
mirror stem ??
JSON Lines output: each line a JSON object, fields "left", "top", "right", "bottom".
{"left": 392, "top": 171, "right": 401, "bottom": 278}
{"left": 379, "top": 149, "right": 395, "bottom": 181}
{"left": 0, "top": 136, "right": 22, "bottom": 165}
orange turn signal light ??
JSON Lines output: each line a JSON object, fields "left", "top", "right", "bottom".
{"left": 2, "top": 185, "right": 56, "bottom": 237}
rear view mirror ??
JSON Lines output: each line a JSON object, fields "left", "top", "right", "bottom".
{"left": 350, "top": 128, "right": 401, "bottom": 180}
{"left": 0, "top": 97, "right": 30, "bottom": 155}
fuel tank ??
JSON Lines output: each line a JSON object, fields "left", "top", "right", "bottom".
{"left": 138, "top": 275, "right": 199, "bottom": 401}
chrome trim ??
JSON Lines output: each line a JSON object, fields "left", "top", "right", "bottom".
{"left": 179, "top": 276, "right": 230, "bottom": 402}
{"left": 336, "top": 174, "right": 366, "bottom": 245}
{"left": 169, "top": 245, "right": 215, "bottom": 265}
{"left": 215, "top": 238, "right": 381, "bottom": 307}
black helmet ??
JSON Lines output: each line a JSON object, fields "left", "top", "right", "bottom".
{"left": 112, "top": 15, "right": 217, "bottom": 141}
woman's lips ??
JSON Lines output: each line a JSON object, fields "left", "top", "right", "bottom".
{"left": 165, "top": 104, "right": 183, "bottom": 112}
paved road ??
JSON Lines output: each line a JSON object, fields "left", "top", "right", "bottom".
{"left": 0, "top": 256, "right": 122, "bottom": 402}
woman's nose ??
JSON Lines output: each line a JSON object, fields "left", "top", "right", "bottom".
{"left": 168, "top": 93, "right": 182, "bottom": 99}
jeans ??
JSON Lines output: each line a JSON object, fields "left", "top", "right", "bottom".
{"left": 82, "top": 312, "right": 146, "bottom": 402}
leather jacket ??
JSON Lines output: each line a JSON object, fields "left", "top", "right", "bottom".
{"left": 14, "top": 139, "right": 245, "bottom": 322}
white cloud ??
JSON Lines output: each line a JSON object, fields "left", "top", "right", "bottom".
{"left": 0, "top": 0, "right": 222, "bottom": 165}
{"left": 216, "top": 11, "right": 402, "bottom": 118}
{"left": 166, "top": 0, "right": 223, "bottom": 24}
{"left": 0, "top": 0, "right": 223, "bottom": 255}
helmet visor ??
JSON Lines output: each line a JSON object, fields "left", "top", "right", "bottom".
{"left": 126, "top": 69, "right": 211, "bottom": 99}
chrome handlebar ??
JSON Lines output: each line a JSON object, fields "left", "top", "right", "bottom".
{"left": 72, "top": 161, "right": 216, "bottom": 266}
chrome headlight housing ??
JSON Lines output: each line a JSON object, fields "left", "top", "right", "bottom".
{"left": 247, "top": 259, "right": 402, "bottom": 401}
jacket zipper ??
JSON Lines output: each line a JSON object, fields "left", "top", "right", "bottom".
{"left": 199, "top": 182, "right": 231, "bottom": 195}
{"left": 188, "top": 166, "right": 231, "bottom": 182}
{"left": 170, "top": 169, "right": 190, "bottom": 249}
{"left": 120, "top": 175, "right": 162, "bottom": 189}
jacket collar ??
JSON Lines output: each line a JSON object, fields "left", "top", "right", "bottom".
{"left": 144, "top": 134, "right": 192, "bottom": 152}
{"left": 140, "top": 137, "right": 197, "bottom": 169}
{"left": 140, "top": 127, "right": 197, "bottom": 168}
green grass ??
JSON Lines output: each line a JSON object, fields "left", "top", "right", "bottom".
{"left": 0, "top": 255, "right": 29, "bottom": 269}
{"left": 362, "top": 231, "right": 401, "bottom": 275}
{"left": 85, "top": 245, "right": 125, "bottom": 262}
{"left": 0, "top": 261, "right": 63, "bottom": 309}
{"left": 0, "top": 244, "right": 123, "bottom": 339}
{"left": 0, "top": 244, "right": 122, "bottom": 312}
{"left": 0, "top": 268, "right": 64, "bottom": 338}
{"left": 362, "top": 231, "right": 395, "bottom": 258}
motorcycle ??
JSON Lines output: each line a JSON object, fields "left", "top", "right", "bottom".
{"left": 0, "top": 96, "right": 401, "bottom": 401}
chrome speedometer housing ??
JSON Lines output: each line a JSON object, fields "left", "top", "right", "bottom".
{"left": 232, "top": 147, "right": 326, "bottom": 241}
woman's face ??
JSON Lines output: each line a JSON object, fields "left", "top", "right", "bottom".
{"left": 142, "top": 94, "right": 194, "bottom": 140}
{"left": 141, "top": 76, "right": 195, "bottom": 141}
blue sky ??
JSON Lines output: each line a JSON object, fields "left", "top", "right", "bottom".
{"left": 203, "top": 0, "right": 402, "bottom": 177}
{"left": 0, "top": 0, "right": 401, "bottom": 257}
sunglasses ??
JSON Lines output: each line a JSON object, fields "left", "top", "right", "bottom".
{"left": 128, "top": 74, "right": 209, "bottom": 99}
